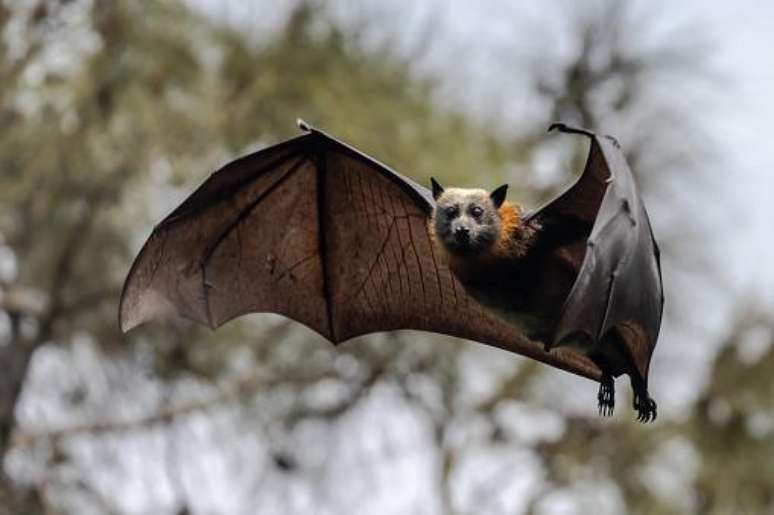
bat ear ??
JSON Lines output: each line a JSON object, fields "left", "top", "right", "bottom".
{"left": 490, "top": 184, "right": 508, "bottom": 208}
{"left": 430, "top": 177, "right": 445, "bottom": 200}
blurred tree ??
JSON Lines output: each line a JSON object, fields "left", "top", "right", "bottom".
{"left": 2, "top": 0, "right": 767, "bottom": 514}
{"left": 687, "top": 311, "right": 774, "bottom": 514}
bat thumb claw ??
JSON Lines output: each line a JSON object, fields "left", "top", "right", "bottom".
{"left": 547, "top": 122, "right": 566, "bottom": 133}
{"left": 547, "top": 122, "right": 596, "bottom": 139}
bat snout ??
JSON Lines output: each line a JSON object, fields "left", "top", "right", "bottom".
{"left": 454, "top": 226, "right": 470, "bottom": 243}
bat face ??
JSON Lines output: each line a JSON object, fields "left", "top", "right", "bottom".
{"left": 431, "top": 188, "right": 502, "bottom": 256}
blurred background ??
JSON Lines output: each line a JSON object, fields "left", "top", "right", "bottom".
{"left": 1, "top": 0, "right": 774, "bottom": 513}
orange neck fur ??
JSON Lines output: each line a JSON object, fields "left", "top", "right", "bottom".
{"left": 491, "top": 201, "right": 522, "bottom": 258}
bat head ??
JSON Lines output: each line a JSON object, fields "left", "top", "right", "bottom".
{"left": 430, "top": 178, "right": 509, "bottom": 257}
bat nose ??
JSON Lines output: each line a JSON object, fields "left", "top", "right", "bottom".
{"left": 454, "top": 226, "right": 470, "bottom": 243}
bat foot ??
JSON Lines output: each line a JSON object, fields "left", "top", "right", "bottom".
{"left": 597, "top": 374, "right": 615, "bottom": 417}
{"left": 633, "top": 392, "right": 657, "bottom": 423}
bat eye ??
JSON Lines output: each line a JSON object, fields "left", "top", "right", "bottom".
{"left": 470, "top": 206, "right": 483, "bottom": 218}
{"left": 444, "top": 206, "right": 458, "bottom": 217}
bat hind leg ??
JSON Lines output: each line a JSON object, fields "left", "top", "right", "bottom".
{"left": 597, "top": 373, "right": 615, "bottom": 417}
{"left": 630, "top": 376, "right": 657, "bottom": 423}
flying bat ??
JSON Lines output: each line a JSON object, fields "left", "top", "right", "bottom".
{"left": 120, "top": 120, "right": 664, "bottom": 422}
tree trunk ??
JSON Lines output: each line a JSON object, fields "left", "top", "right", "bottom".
{"left": 0, "top": 309, "right": 46, "bottom": 514}
{"left": 0, "top": 339, "right": 45, "bottom": 514}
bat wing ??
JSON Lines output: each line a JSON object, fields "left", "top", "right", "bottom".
{"left": 525, "top": 123, "right": 664, "bottom": 382}
{"left": 119, "top": 121, "right": 601, "bottom": 381}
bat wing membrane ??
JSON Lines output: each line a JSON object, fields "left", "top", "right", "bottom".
{"left": 526, "top": 125, "right": 663, "bottom": 381}
{"left": 119, "top": 122, "right": 601, "bottom": 381}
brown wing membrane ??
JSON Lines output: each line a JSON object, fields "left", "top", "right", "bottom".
{"left": 521, "top": 125, "right": 610, "bottom": 272}
{"left": 528, "top": 125, "right": 610, "bottom": 224}
{"left": 119, "top": 135, "right": 329, "bottom": 333}
{"left": 120, "top": 121, "right": 601, "bottom": 381}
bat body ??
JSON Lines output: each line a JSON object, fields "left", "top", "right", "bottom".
{"left": 120, "top": 120, "right": 663, "bottom": 421}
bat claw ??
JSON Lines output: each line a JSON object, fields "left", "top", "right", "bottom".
{"left": 547, "top": 122, "right": 596, "bottom": 139}
{"left": 547, "top": 122, "right": 566, "bottom": 133}
{"left": 633, "top": 392, "right": 657, "bottom": 423}
{"left": 597, "top": 374, "right": 615, "bottom": 417}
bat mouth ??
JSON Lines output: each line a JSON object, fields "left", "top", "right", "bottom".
{"left": 443, "top": 237, "right": 489, "bottom": 257}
